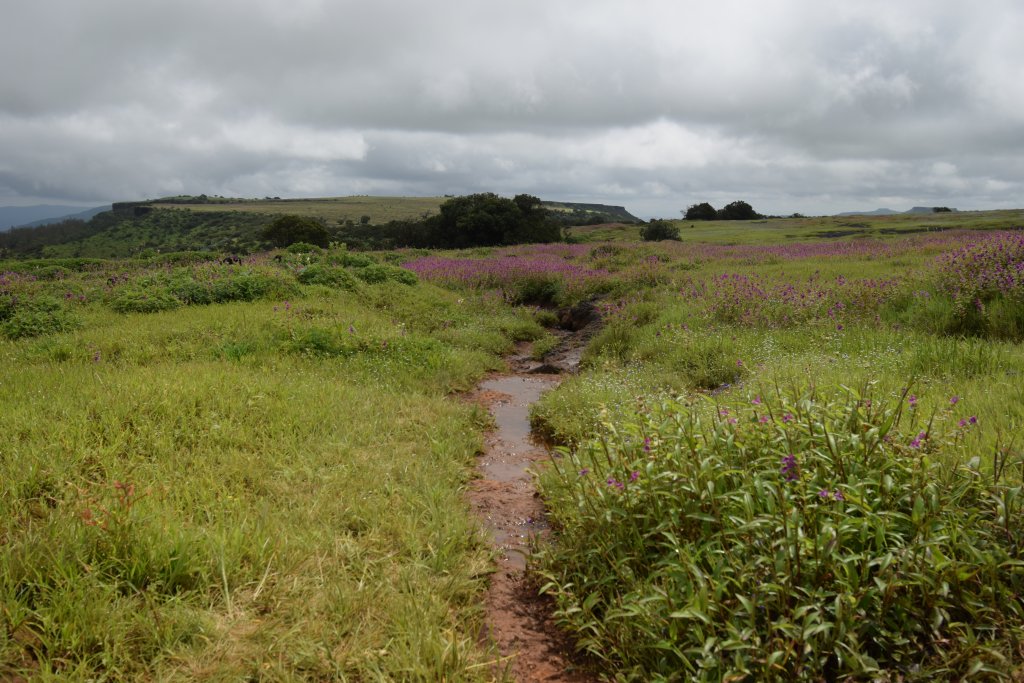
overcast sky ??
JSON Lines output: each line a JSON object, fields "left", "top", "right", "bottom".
{"left": 2, "top": 0, "right": 1022, "bottom": 217}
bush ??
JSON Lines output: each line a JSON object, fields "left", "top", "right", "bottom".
{"left": 147, "top": 251, "right": 221, "bottom": 266}
{"left": 109, "top": 287, "right": 181, "bottom": 314}
{"left": 353, "top": 264, "right": 417, "bottom": 286}
{"left": 0, "top": 292, "right": 15, "bottom": 322}
{"left": 286, "top": 242, "right": 322, "bottom": 254}
{"left": 1, "top": 298, "right": 78, "bottom": 338}
{"left": 639, "top": 220, "right": 681, "bottom": 241}
{"left": 325, "top": 251, "right": 374, "bottom": 268}
{"left": 537, "top": 386, "right": 1024, "bottom": 680}
{"left": 506, "top": 274, "right": 562, "bottom": 305}
{"left": 296, "top": 265, "right": 360, "bottom": 291}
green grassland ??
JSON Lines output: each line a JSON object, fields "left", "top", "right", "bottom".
{"left": 567, "top": 208, "right": 1024, "bottom": 244}
{"left": 150, "top": 196, "right": 639, "bottom": 227}
{"left": 151, "top": 196, "right": 449, "bottom": 226}
{"left": 0, "top": 250, "right": 551, "bottom": 680}
{"left": 4, "top": 213, "right": 1024, "bottom": 680}
{"left": 397, "top": 227, "right": 1024, "bottom": 679}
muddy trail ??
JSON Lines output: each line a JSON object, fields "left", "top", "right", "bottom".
{"left": 465, "top": 307, "right": 600, "bottom": 682}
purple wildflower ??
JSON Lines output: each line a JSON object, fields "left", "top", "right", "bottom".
{"left": 950, "top": 396, "right": 959, "bottom": 405}
{"left": 781, "top": 454, "right": 799, "bottom": 482}
{"left": 630, "top": 470, "right": 640, "bottom": 482}
{"left": 578, "top": 468, "right": 589, "bottom": 476}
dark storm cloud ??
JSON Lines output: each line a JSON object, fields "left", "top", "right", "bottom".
{"left": 1, "top": 0, "right": 1022, "bottom": 216}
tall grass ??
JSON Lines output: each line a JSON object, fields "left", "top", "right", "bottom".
{"left": 0, "top": 266, "right": 544, "bottom": 679}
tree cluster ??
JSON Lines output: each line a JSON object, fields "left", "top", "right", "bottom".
{"left": 684, "top": 200, "right": 762, "bottom": 221}
{"left": 260, "top": 215, "right": 331, "bottom": 248}
{"left": 333, "top": 193, "right": 561, "bottom": 250}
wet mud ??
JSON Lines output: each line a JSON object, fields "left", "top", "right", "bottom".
{"left": 465, "top": 322, "right": 600, "bottom": 682}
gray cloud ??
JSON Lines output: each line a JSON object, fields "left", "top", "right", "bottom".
{"left": 2, "top": 0, "right": 1022, "bottom": 216}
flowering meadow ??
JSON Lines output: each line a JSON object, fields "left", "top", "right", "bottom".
{"left": 3, "top": 221, "right": 1024, "bottom": 680}
{"left": 513, "top": 228, "right": 1024, "bottom": 680}
{"left": 400, "top": 225, "right": 1024, "bottom": 674}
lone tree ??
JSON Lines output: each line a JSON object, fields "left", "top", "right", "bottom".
{"left": 260, "top": 215, "right": 330, "bottom": 248}
{"left": 717, "top": 200, "right": 761, "bottom": 221}
{"left": 684, "top": 202, "right": 718, "bottom": 220}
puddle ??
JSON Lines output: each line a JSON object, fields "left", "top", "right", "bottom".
{"left": 477, "top": 376, "right": 557, "bottom": 484}
{"left": 472, "top": 376, "right": 557, "bottom": 571}
{"left": 466, "top": 333, "right": 598, "bottom": 682}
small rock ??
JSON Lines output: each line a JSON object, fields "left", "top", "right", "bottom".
{"left": 529, "top": 363, "right": 562, "bottom": 374}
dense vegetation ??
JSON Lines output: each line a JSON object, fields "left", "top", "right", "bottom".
{"left": 0, "top": 194, "right": 578, "bottom": 258}
{"left": 3, "top": 206, "right": 1024, "bottom": 680}
{"left": 404, "top": 228, "right": 1024, "bottom": 680}
{"left": 0, "top": 245, "right": 553, "bottom": 680}
{"left": 684, "top": 200, "right": 762, "bottom": 221}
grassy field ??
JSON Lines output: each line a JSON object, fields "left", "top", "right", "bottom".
{"left": 151, "top": 196, "right": 450, "bottom": 226}
{"left": 4, "top": 214, "right": 1024, "bottom": 680}
{"left": 566, "top": 209, "right": 1024, "bottom": 244}
{"left": 401, "top": 227, "right": 1024, "bottom": 680}
{"left": 0, "top": 249, "right": 552, "bottom": 680}
{"left": 151, "top": 196, "right": 642, "bottom": 228}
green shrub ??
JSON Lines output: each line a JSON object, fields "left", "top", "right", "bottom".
{"left": 109, "top": 287, "right": 181, "bottom": 314}
{"left": 163, "top": 266, "right": 299, "bottom": 307}
{"left": 326, "top": 251, "right": 374, "bottom": 268}
{"left": 537, "top": 386, "right": 1024, "bottom": 681}
{"left": 27, "top": 265, "right": 68, "bottom": 281}
{"left": 286, "top": 242, "right": 323, "bottom": 254}
{"left": 1, "top": 298, "right": 78, "bottom": 338}
{"left": 208, "top": 270, "right": 297, "bottom": 302}
{"left": 296, "top": 265, "right": 360, "bottom": 290}
{"left": 354, "top": 264, "right": 417, "bottom": 286}
{"left": 147, "top": 251, "right": 220, "bottom": 266}
{"left": 507, "top": 274, "right": 562, "bottom": 305}
{"left": 0, "top": 292, "right": 15, "bottom": 321}
{"left": 639, "top": 220, "right": 681, "bottom": 241}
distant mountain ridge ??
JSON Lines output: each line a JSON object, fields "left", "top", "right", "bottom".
{"left": 0, "top": 204, "right": 106, "bottom": 231}
{"left": 836, "top": 206, "right": 958, "bottom": 217}
{"left": 0, "top": 195, "right": 639, "bottom": 258}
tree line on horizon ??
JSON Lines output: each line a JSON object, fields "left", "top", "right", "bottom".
{"left": 683, "top": 200, "right": 762, "bottom": 221}
{"left": 265, "top": 193, "right": 564, "bottom": 250}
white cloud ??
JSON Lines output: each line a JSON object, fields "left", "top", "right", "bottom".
{"left": 0, "top": 0, "right": 1022, "bottom": 215}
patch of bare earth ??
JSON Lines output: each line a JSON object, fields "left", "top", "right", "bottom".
{"left": 465, "top": 320, "right": 601, "bottom": 682}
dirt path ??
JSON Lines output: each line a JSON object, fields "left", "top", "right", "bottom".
{"left": 465, "top": 322, "right": 599, "bottom": 682}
